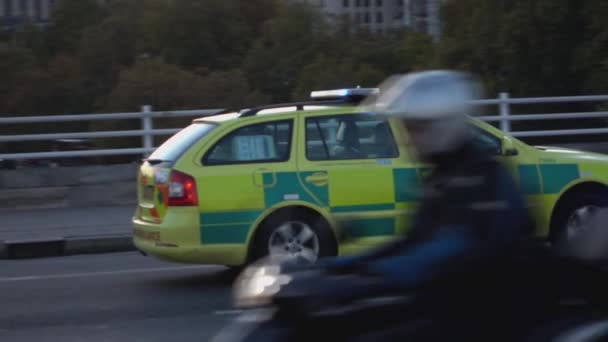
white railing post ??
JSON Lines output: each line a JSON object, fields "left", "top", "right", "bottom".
{"left": 499, "top": 92, "right": 511, "bottom": 133}
{"left": 141, "top": 105, "right": 153, "bottom": 157}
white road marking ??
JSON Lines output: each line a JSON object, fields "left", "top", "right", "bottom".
{"left": 0, "top": 265, "right": 212, "bottom": 282}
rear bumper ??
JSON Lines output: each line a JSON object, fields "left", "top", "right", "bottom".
{"left": 132, "top": 237, "right": 248, "bottom": 266}
{"left": 132, "top": 207, "right": 248, "bottom": 265}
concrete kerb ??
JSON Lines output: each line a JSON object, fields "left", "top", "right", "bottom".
{"left": 0, "top": 234, "right": 135, "bottom": 259}
{"left": 1, "top": 237, "right": 65, "bottom": 259}
{"left": 0, "top": 240, "right": 7, "bottom": 259}
{"left": 63, "top": 234, "right": 135, "bottom": 256}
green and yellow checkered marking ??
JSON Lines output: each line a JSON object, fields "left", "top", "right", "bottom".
{"left": 198, "top": 164, "right": 582, "bottom": 244}
{"left": 518, "top": 164, "right": 580, "bottom": 195}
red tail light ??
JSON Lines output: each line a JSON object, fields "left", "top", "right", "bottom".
{"left": 168, "top": 170, "right": 198, "bottom": 206}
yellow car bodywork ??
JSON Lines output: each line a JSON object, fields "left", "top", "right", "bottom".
{"left": 133, "top": 106, "right": 608, "bottom": 266}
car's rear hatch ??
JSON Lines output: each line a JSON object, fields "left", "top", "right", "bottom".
{"left": 136, "top": 122, "right": 216, "bottom": 224}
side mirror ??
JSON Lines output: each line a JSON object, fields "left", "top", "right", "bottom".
{"left": 502, "top": 137, "right": 519, "bottom": 156}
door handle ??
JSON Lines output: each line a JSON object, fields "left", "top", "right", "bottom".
{"left": 305, "top": 172, "right": 328, "bottom": 186}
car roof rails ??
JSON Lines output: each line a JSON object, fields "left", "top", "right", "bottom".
{"left": 238, "top": 88, "right": 378, "bottom": 118}
{"left": 238, "top": 99, "right": 352, "bottom": 118}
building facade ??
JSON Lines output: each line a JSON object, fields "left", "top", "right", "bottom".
{"left": 2, "top": 0, "right": 443, "bottom": 39}
{"left": 409, "top": 0, "right": 443, "bottom": 41}
{"left": 292, "top": 0, "right": 443, "bottom": 40}
{"left": 317, "top": 0, "right": 408, "bottom": 33}
{"left": 0, "top": 0, "right": 56, "bottom": 28}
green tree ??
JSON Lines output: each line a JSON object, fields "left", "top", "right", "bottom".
{"left": 243, "top": 1, "right": 327, "bottom": 102}
{"left": 137, "top": 0, "right": 174, "bottom": 58}
{"left": 437, "top": 0, "right": 608, "bottom": 145}
{"left": 438, "top": 0, "right": 587, "bottom": 97}
{"left": 195, "top": 69, "right": 270, "bottom": 108}
{"left": 104, "top": 59, "right": 263, "bottom": 112}
{"left": 98, "top": 58, "right": 205, "bottom": 150}
{"left": 143, "top": 0, "right": 252, "bottom": 70}
{"left": 0, "top": 43, "right": 39, "bottom": 115}
{"left": 104, "top": 59, "right": 205, "bottom": 112}
{"left": 579, "top": 0, "right": 608, "bottom": 94}
{"left": 98, "top": 59, "right": 265, "bottom": 149}
{"left": 45, "top": 54, "right": 89, "bottom": 114}
{"left": 12, "top": 24, "right": 50, "bottom": 62}
{"left": 238, "top": 0, "right": 278, "bottom": 35}
{"left": 341, "top": 30, "right": 435, "bottom": 75}
{"left": 292, "top": 54, "right": 384, "bottom": 100}
{"left": 47, "top": 0, "right": 107, "bottom": 54}
{"left": 78, "top": 13, "right": 139, "bottom": 109}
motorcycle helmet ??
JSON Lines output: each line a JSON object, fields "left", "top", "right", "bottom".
{"left": 364, "top": 70, "right": 484, "bottom": 162}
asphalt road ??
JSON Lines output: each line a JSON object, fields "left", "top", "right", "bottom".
{"left": 0, "top": 252, "right": 239, "bottom": 342}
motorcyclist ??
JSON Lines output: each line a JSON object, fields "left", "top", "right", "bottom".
{"left": 215, "top": 72, "right": 608, "bottom": 342}
{"left": 320, "top": 70, "right": 537, "bottom": 340}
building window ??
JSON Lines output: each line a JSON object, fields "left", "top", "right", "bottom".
{"left": 5, "top": 0, "right": 12, "bottom": 17}
{"left": 355, "top": 12, "right": 361, "bottom": 23}
{"left": 20, "top": 0, "right": 27, "bottom": 17}
{"left": 355, "top": 0, "right": 360, "bottom": 7}
{"left": 343, "top": 0, "right": 349, "bottom": 7}
{"left": 364, "top": 0, "right": 370, "bottom": 7}
{"left": 376, "top": 12, "right": 383, "bottom": 23}
{"left": 34, "top": 0, "right": 41, "bottom": 21}
{"left": 397, "top": 0, "right": 404, "bottom": 6}
{"left": 364, "top": 12, "right": 370, "bottom": 23}
{"left": 319, "top": 0, "right": 325, "bottom": 7}
{"left": 376, "top": 0, "right": 383, "bottom": 6}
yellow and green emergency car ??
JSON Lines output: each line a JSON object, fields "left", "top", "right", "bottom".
{"left": 133, "top": 89, "right": 608, "bottom": 266}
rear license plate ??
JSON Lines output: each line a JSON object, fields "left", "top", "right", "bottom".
{"left": 133, "top": 228, "right": 160, "bottom": 241}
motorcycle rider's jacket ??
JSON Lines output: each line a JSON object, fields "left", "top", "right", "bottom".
{"left": 326, "top": 142, "right": 534, "bottom": 290}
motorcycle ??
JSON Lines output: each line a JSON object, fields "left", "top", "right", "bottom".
{"left": 212, "top": 210, "right": 608, "bottom": 342}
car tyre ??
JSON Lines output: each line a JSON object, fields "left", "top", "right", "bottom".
{"left": 551, "top": 191, "right": 608, "bottom": 245}
{"left": 250, "top": 209, "right": 336, "bottom": 264}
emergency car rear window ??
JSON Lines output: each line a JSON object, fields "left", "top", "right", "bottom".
{"left": 203, "top": 120, "right": 293, "bottom": 165}
{"left": 148, "top": 123, "right": 216, "bottom": 162}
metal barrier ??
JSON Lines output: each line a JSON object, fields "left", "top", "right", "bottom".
{"left": 474, "top": 93, "right": 608, "bottom": 138}
{"left": 0, "top": 107, "right": 223, "bottom": 160}
{"left": 1, "top": 93, "right": 608, "bottom": 160}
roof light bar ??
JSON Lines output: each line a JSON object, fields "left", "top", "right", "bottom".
{"left": 310, "top": 88, "right": 379, "bottom": 100}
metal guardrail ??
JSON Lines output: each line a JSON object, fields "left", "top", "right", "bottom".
{"left": 0, "top": 107, "right": 223, "bottom": 160}
{"left": 1, "top": 93, "right": 608, "bottom": 160}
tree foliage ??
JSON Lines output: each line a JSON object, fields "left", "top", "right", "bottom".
{"left": 104, "top": 59, "right": 261, "bottom": 111}
{"left": 47, "top": 0, "right": 107, "bottom": 54}
{"left": 438, "top": 0, "right": 606, "bottom": 97}
{"left": 3, "top": 0, "right": 607, "bottom": 122}
{"left": 0, "top": 0, "right": 436, "bottom": 119}
{"left": 243, "top": 1, "right": 328, "bottom": 102}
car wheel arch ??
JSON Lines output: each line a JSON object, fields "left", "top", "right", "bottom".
{"left": 245, "top": 204, "right": 338, "bottom": 263}
{"left": 549, "top": 181, "right": 608, "bottom": 241}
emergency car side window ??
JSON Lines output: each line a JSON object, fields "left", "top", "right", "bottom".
{"left": 471, "top": 126, "right": 501, "bottom": 156}
{"left": 306, "top": 114, "right": 398, "bottom": 161}
{"left": 203, "top": 120, "right": 293, "bottom": 165}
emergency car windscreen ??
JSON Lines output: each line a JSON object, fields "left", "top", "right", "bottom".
{"left": 148, "top": 123, "right": 216, "bottom": 163}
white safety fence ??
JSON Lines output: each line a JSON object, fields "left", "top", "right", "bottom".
{"left": 1, "top": 93, "right": 608, "bottom": 161}
{"left": 0, "top": 107, "right": 223, "bottom": 160}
